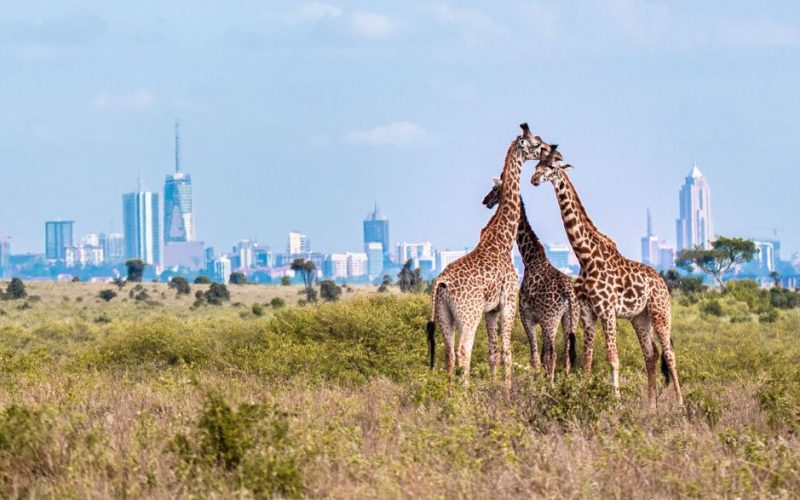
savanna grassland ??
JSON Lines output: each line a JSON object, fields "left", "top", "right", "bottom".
{"left": 0, "top": 281, "right": 799, "bottom": 498}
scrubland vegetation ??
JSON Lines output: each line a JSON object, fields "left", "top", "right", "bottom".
{"left": 0, "top": 281, "right": 798, "bottom": 497}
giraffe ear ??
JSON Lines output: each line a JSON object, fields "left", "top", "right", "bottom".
{"left": 519, "top": 123, "right": 531, "bottom": 135}
{"left": 492, "top": 177, "right": 502, "bottom": 187}
{"left": 562, "top": 164, "right": 575, "bottom": 171}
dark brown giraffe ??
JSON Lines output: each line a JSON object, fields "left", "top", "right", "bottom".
{"left": 481, "top": 176, "right": 579, "bottom": 382}
{"left": 427, "top": 124, "right": 550, "bottom": 387}
{"left": 531, "top": 148, "right": 683, "bottom": 407}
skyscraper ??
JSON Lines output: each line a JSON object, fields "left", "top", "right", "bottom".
{"left": 288, "top": 231, "right": 310, "bottom": 255}
{"left": 0, "top": 236, "right": 10, "bottom": 279}
{"left": 676, "top": 164, "right": 714, "bottom": 251}
{"left": 366, "top": 242, "right": 383, "bottom": 279}
{"left": 45, "top": 220, "right": 74, "bottom": 260}
{"left": 363, "top": 204, "right": 390, "bottom": 262}
{"left": 163, "top": 121, "right": 195, "bottom": 243}
{"left": 641, "top": 209, "right": 660, "bottom": 266}
{"left": 123, "top": 188, "right": 160, "bottom": 265}
{"left": 100, "top": 232, "right": 125, "bottom": 263}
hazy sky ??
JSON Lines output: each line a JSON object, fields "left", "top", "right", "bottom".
{"left": 1, "top": 1, "right": 798, "bottom": 259}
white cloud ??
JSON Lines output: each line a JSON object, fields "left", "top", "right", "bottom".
{"left": 425, "top": 4, "right": 501, "bottom": 41}
{"left": 345, "top": 121, "right": 428, "bottom": 147}
{"left": 716, "top": 18, "right": 800, "bottom": 48}
{"left": 93, "top": 89, "right": 155, "bottom": 112}
{"left": 292, "top": 2, "right": 342, "bottom": 23}
{"left": 349, "top": 11, "right": 395, "bottom": 39}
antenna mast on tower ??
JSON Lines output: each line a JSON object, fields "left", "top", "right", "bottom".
{"left": 175, "top": 119, "right": 181, "bottom": 173}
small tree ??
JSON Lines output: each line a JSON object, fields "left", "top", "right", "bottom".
{"left": 229, "top": 272, "right": 247, "bottom": 285}
{"left": 320, "top": 280, "right": 342, "bottom": 302}
{"left": 98, "top": 289, "right": 117, "bottom": 302}
{"left": 194, "top": 275, "right": 212, "bottom": 284}
{"left": 202, "top": 283, "right": 231, "bottom": 305}
{"left": 397, "top": 260, "right": 425, "bottom": 293}
{"left": 125, "top": 259, "right": 146, "bottom": 282}
{"left": 4, "top": 278, "right": 27, "bottom": 300}
{"left": 770, "top": 271, "right": 781, "bottom": 288}
{"left": 169, "top": 276, "right": 192, "bottom": 295}
{"left": 377, "top": 274, "right": 392, "bottom": 293}
{"left": 676, "top": 237, "right": 757, "bottom": 290}
{"left": 280, "top": 276, "right": 291, "bottom": 286}
{"left": 291, "top": 258, "right": 317, "bottom": 302}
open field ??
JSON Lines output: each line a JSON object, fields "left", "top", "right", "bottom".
{"left": 0, "top": 281, "right": 799, "bottom": 498}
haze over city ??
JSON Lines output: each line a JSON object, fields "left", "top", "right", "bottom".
{"left": 1, "top": 1, "right": 798, "bottom": 259}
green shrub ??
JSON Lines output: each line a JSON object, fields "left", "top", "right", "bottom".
{"left": 194, "top": 275, "right": 212, "bottom": 284}
{"left": 169, "top": 276, "right": 191, "bottom": 295}
{"left": 757, "top": 373, "right": 800, "bottom": 431}
{"left": 759, "top": 309, "right": 779, "bottom": 323}
{"left": 270, "top": 297, "right": 285, "bottom": 309}
{"left": 703, "top": 299, "right": 724, "bottom": 317}
{"left": 684, "top": 389, "right": 723, "bottom": 427}
{"left": 98, "top": 289, "right": 117, "bottom": 302}
{"left": 0, "top": 404, "right": 52, "bottom": 477}
{"left": 252, "top": 303, "right": 265, "bottom": 316}
{"left": 3, "top": 278, "right": 27, "bottom": 300}
{"left": 319, "top": 280, "right": 342, "bottom": 302}
{"left": 229, "top": 272, "right": 247, "bottom": 285}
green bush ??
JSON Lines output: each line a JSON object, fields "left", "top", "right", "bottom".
{"left": 684, "top": 389, "right": 723, "bottom": 427}
{"left": 0, "top": 404, "right": 53, "bottom": 478}
{"left": 319, "top": 280, "right": 342, "bottom": 302}
{"left": 703, "top": 299, "right": 724, "bottom": 317}
{"left": 270, "top": 297, "right": 286, "bottom": 309}
{"left": 759, "top": 309, "right": 780, "bottom": 323}
{"left": 252, "top": 303, "right": 265, "bottom": 316}
{"left": 3, "top": 278, "right": 27, "bottom": 300}
{"left": 98, "top": 289, "right": 117, "bottom": 302}
{"left": 194, "top": 275, "right": 212, "bottom": 284}
{"left": 169, "top": 276, "right": 192, "bottom": 295}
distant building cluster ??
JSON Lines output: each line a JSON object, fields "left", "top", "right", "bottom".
{"left": 1, "top": 131, "right": 797, "bottom": 287}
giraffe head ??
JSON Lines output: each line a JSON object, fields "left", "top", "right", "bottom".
{"left": 516, "top": 122, "right": 549, "bottom": 161}
{"left": 481, "top": 177, "right": 503, "bottom": 209}
{"left": 530, "top": 144, "right": 572, "bottom": 186}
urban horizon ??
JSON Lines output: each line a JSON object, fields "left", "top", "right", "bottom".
{"left": 0, "top": 122, "right": 794, "bottom": 285}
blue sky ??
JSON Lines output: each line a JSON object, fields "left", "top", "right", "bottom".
{"left": 1, "top": 1, "right": 798, "bottom": 259}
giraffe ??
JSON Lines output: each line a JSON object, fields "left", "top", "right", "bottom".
{"left": 481, "top": 177, "right": 579, "bottom": 382}
{"left": 530, "top": 147, "right": 683, "bottom": 407}
{"left": 426, "top": 123, "right": 550, "bottom": 386}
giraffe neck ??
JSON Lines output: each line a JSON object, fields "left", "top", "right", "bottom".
{"left": 480, "top": 144, "right": 524, "bottom": 254}
{"left": 516, "top": 197, "right": 547, "bottom": 267}
{"left": 551, "top": 171, "right": 618, "bottom": 268}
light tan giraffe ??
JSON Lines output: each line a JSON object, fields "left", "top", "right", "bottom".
{"left": 531, "top": 148, "right": 683, "bottom": 407}
{"left": 481, "top": 176, "right": 579, "bottom": 382}
{"left": 426, "top": 123, "right": 550, "bottom": 386}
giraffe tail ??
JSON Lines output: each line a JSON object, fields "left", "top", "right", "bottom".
{"left": 565, "top": 290, "right": 579, "bottom": 368}
{"left": 427, "top": 280, "right": 443, "bottom": 370}
{"left": 660, "top": 338, "right": 674, "bottom": 386}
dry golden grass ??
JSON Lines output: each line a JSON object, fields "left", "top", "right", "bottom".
{"left": 0, "top": 283, "right": 798, "bottom": 498}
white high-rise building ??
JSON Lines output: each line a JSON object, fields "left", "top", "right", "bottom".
{"left": 236, "top": 240, "right": 255, "bottom": 269}
{"left": 101, "top": 232, "right": 125, "bottom": 264}
{"left": 658, "top": 242, "right": 676, "bottom": 269}
{"left": 346, "top": 252, "right": 368, "bottom": 278}
{"left": 288, "top": 231, "right": 310, "bottom": 255}
{"left": 324, "top": 254, "right": 349, "bottom": 279}
{"left": 123, "top": 189, "right": 160, "bottom": 266}
{"left": 676, "top": 164, "right": 714, "bottom": 251}
{"left": 436, "top": 249, "right": 468, "bottom": 272}
{"left": 753, "top": 241, "right": 775, "bottom": 274}
{"left": 641, "top": 209, "right": 660, "bottom": 266}
{"left": 397, "top": 241, "right": 434, "bottom": 267}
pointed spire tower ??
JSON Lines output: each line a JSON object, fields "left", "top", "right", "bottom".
{"left": 163, "top": 120, "right": 195, "bottom": 243}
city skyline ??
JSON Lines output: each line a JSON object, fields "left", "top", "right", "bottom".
{"left": 0, "top": 2, "right": 798, "bottom": 260}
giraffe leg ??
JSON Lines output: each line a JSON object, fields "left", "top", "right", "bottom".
{"left": 456, "top": 314, "right": 481, "bottom": 386}
{"left": 651, "top": 307, "right": 683, "bottom": 406}
{"left": 541, "top": 320, "right": 558, "bottom": 384}
{"left": 498, "top": 288, "right": 518, "bottom": 389}
{"left": 435, "top": 294, "right": 456, "bottom": 384}
{"left": 580, "top": 303, "right": 596, "bottom": 376}
{"left": 519, "top": 300, "right": 541, "bottom": 373}
{"left": 631, "top": 312, "right": 658, "bottom": 408}
{"left": 484, "top": 310, "right": 500, "bottom": 378}
{"left": 599, "top": 313, "right": 621, "bottom": 398}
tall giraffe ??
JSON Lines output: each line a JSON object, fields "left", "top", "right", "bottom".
{"left": 427, "top": 123, "right": 550, "bottom": 385}
{"left": 481, "top": 177, "right": 579, "bottom": 382}
{"left": 530, "top": 148, "right": 683, "bottom": 407}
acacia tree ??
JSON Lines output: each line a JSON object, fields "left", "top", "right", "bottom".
{"left": 676, "top": 236, "right": 757, "bottom": 290}
{"left": 397, "top": 260, "right": 425, "bottom": 293}
{"left": 291, "top": 258, "right": 317, "bottom": 302}
{"left": 125, "top": 259, "right": 146, "bottom": 282}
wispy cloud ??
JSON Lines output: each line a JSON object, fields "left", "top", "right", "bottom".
{"left": 292, "top": 2, "right": 342, "bottom": 24}
{"left": 349, "top": 11, "right": 395, "bottom": 39}
{"left": 345, "top": 121, "right": 428, "bottom": 146}
{"left": 424, "top": 4, "right": 501, "bottom": 42}
{"left": 92, "top": 89, "right": 155, "bottom": 112}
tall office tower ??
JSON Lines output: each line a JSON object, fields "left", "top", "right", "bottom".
{"left": 752, "top": 241, "right": 776, "bottom": 275}
{"left": 363, "top": 204, "right": 390, "bottom": 262}
{"left": 323, "top": 254, "right": 349, "bottom": 279}
{"left": 641, "top": 209, "right": 660, "bottom": 266}
{"left": 164, "top": 121, "right": 195, "bottom": 243}
{"left": 676, "top": 164, "right": 714, "bottom": 250}
{"left": 288, "top": 231, "right": 310, "bottom": 255}
{"left": 0, "top": 236, "right": 9, "bottom": 279}
{"left": 658, "top": 242, "right": 676, "bottom": 270}
{"left": 100, "top": 232, "right": 126, "bottom": 263}
{"left": 211, "top": 256, "right": 231, "bottom": 284}
{"left": 45, "top": 220, "right": 75, "bottom": 260}
{"left": 366, "top": 242, "right": 384, "bottom": 278}
{"left": 346, "top": 252, "right": 368, "bottom": 278}
{"left": 236, "top": 240, "right": 255, "bottom": 269}
{"left": 123, "top": 188, "right": 160, "bottom": 265}
{"left": 436, "top": 249, "right": 468, "bottom": 273}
